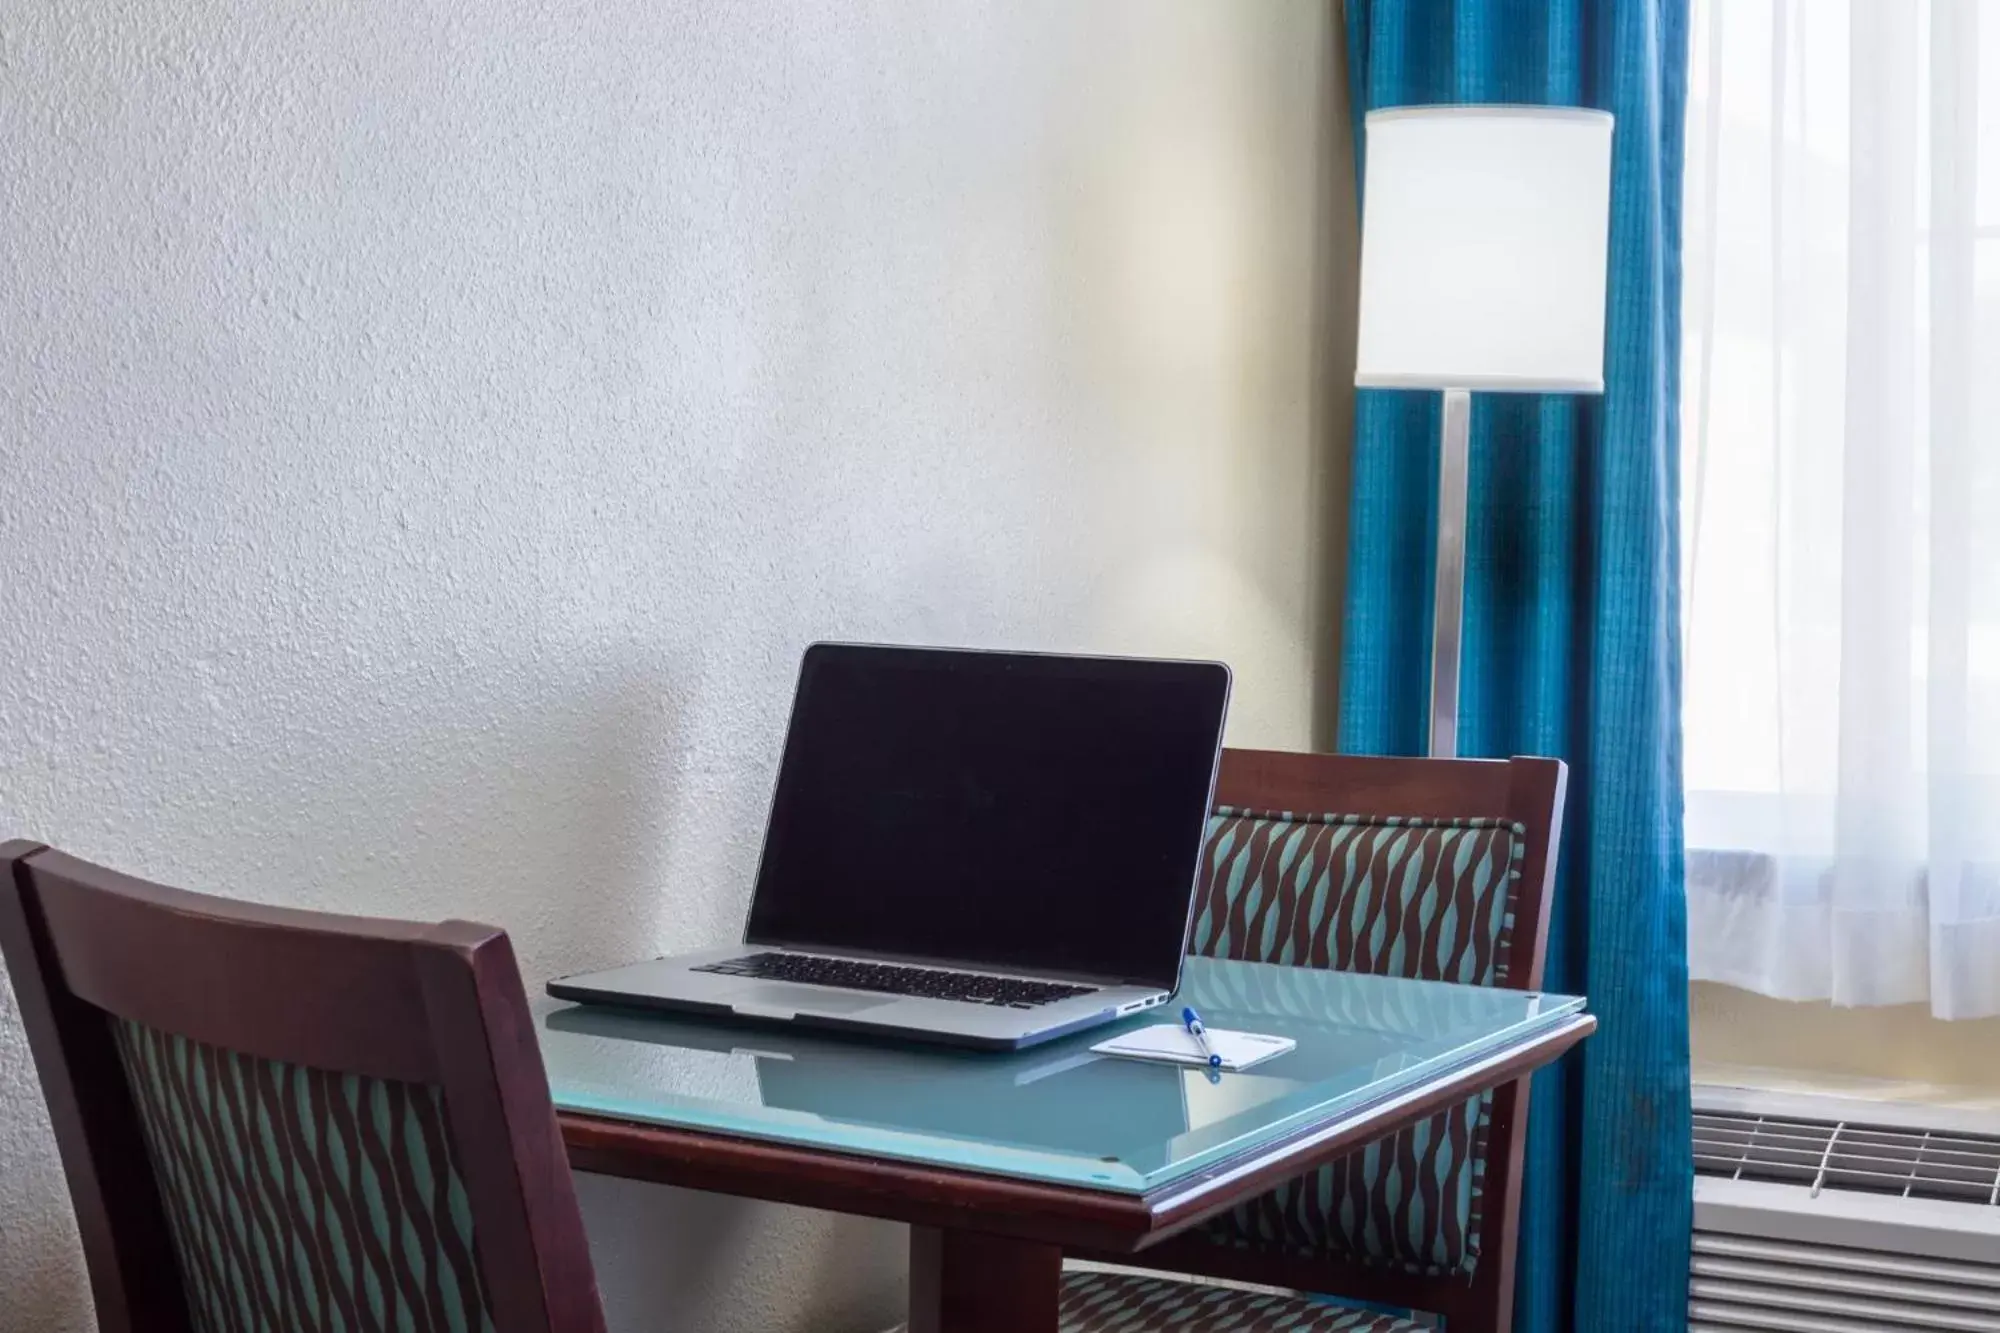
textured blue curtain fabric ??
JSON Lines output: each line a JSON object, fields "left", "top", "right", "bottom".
{"left": 1338, "top": 3, "right": 1692, "bottom": 1331}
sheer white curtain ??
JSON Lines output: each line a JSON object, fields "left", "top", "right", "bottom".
{"left": 1681, "top": 0, "right": 2000, "bottom": 1019}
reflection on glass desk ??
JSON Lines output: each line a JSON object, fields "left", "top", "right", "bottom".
{"left": 538, "top": 955, "right": 1585, "bottom": 1194}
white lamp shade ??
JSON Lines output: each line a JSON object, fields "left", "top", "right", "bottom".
{"left": 1355, "top": 106, "right": 1614, "bottom": 394}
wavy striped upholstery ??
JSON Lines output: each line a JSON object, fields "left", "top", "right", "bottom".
{"left": 1059, "top": 1270, "right": 1427, "bottom": 1332}
{"left": 1189, "top": 808, "right": 1526, "bottom": 1279}
{"left": 111, "top": 1018, "right": 496, "bottom": 1333}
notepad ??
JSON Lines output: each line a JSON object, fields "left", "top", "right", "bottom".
{"left": 1091, "top": 1024, "right": 1297, "bottom": 1072}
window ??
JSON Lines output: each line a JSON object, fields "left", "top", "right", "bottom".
{"left": 1680, "top": 0, "right": 2000, "bottom": 1019}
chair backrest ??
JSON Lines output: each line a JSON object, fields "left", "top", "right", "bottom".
{"left": 0, "top": 841, "right": 606, "bottom": 1333}
{"left": 1130, "top": 749, "right": 1565, "bottom": 1333}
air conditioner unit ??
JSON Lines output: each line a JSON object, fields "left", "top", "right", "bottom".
{"left": 1691, "top": 1085, "right": 2000, "bottom": 1332}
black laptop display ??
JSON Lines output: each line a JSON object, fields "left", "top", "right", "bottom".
{"left": 750, "top": 644, "right": 1231, "bottom": 990}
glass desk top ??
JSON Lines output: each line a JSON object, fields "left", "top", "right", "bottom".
{"left": 537, "top": 957, "right": 1585, "bottom": 1195}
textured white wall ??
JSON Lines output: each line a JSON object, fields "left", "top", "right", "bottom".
{"left": 0, "top": 2, "right": 1342, "bottom": 1329}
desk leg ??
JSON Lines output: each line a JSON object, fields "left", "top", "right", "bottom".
{"left": 907, "top": 1226, "right": 1061, "bottom": 1333}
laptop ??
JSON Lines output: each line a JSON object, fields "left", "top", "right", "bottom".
{"left": 547, "top": 642, "right": 1231, "bottom": 1049}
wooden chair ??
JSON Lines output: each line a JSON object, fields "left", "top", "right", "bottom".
{"left": 1061, "top": 748, "right": 1567, "bottom": 1333}
{"left": 0, "top": 840, "right": 607, "bottom": 1333}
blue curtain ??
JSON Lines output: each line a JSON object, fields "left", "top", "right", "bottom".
{"left": 1338, "top": 3, "right": 1691, "bottom": 1330}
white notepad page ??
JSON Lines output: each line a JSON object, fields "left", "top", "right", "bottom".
{"left": 1090, "top": 1024, "right": 1297, "bottom": 1072}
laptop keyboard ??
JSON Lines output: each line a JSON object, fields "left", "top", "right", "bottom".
{"left": 693, "top": 952, "right": 1096, "bottom": 1008}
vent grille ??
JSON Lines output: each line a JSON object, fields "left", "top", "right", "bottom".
{"left": 1688, "top": 1231, "right": 2000, "bottom": 1332}
{"left": 1695, "top": 1111, "right": 2000, "bottom": 1206}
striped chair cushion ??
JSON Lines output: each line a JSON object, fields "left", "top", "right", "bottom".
{"left": 111, "top": 1018, "right": 496, "bottom": 1333}
{"left": 1060, "top": 1270, "right": 1427, "bottom": 1333}
{"left": 1188, "top": 808, "right": 1525, "bottom": 1279}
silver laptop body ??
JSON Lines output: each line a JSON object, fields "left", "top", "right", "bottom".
{"left": 549, "top": 643, "right": 1231, "bottom": 1050}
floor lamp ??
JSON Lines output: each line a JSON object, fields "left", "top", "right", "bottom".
{"left": 1353, "top": 106, "right": 1615, "bottom": 757}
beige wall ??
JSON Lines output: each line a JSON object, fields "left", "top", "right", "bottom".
{"left": 0, "top": 4, "right": 1348, "bottom": 1330}
{"left": 1313, "top": 5, "right": 1360, "bottom": 749}
{"left": 1692, "top": 982, "right": 2000, "bottom": 1108}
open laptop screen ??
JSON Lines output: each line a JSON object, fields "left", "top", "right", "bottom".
{"left": 745, "top": 644, "right": 1230, "bottom": 992}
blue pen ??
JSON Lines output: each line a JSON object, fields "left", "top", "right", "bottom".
{"left": 1181, "top": 1005, "right": 1223, "bottom": 1068}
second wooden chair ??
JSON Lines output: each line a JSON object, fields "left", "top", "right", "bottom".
{"left": 1061, "top": 748, "right": 1567, "bottom": 1333}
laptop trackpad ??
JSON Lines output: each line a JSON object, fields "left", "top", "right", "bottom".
{"left": 725, "top": 983, "right": 895, "bottom": 1017}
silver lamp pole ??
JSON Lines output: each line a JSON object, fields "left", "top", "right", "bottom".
{"left": 1428, "top": 388, "right": 1472, "bottom": 758}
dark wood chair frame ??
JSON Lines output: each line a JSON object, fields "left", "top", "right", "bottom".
{"left": 1073, "top": 748, "right": 1567, "bottom": 1333}
{"left": 0, "top": 840, "right": 607, "bottom": 1333}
